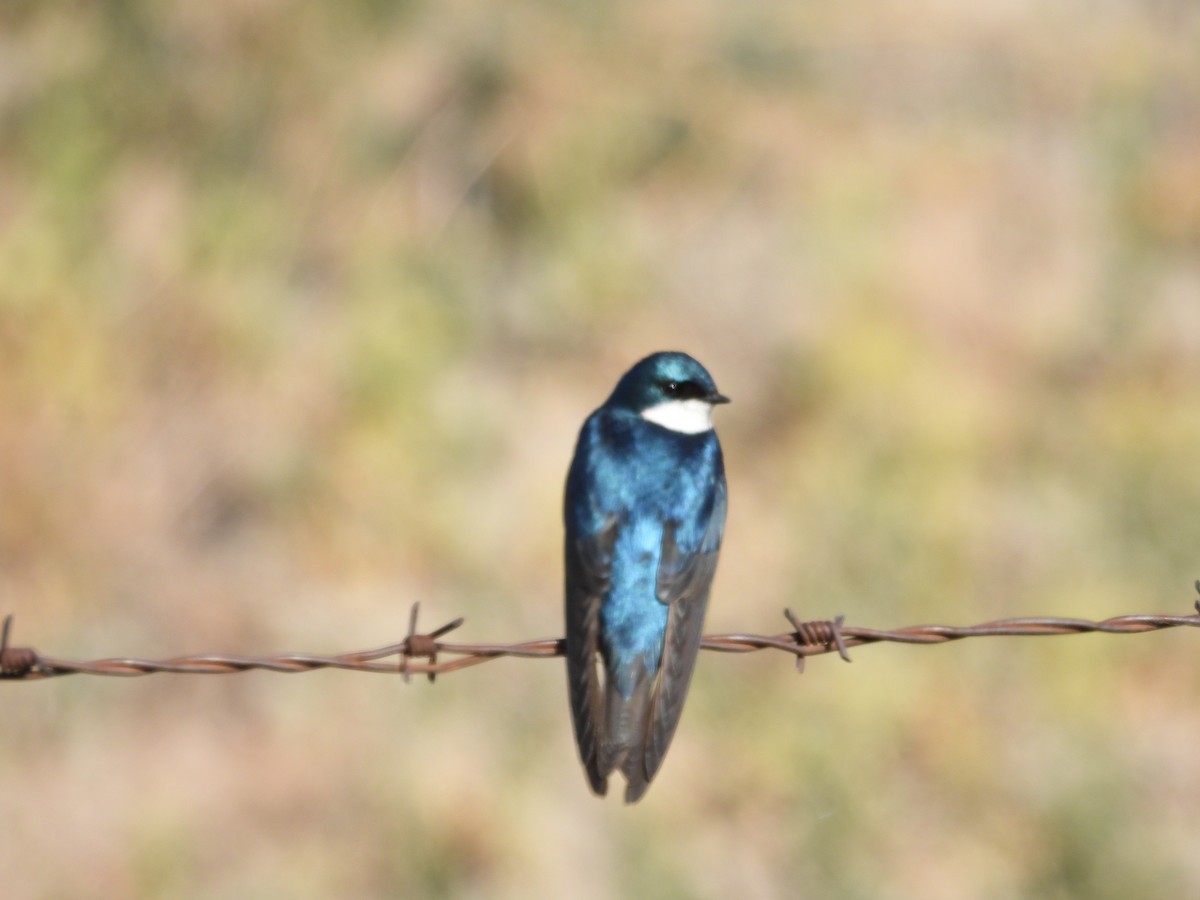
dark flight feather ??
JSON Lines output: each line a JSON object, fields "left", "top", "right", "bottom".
{"left": 564, "top": 519, "right": 618, "bottom": 795}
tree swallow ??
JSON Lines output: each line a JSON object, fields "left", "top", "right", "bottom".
{"left": 564, "top": 351, "right": 729, "bottom": 802}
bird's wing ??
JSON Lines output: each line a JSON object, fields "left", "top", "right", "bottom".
{"left": 564, "top": 514, "right": 618, "bottom": 796}
{"left": 625, "top": 480, "right": 727, "bottom": 802}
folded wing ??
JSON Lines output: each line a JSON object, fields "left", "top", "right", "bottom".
{"left": 564, "top": 517, "right": 618, "bottom": 795}
{"left": 623, "top": 483, "right": 726, "bottom": 802}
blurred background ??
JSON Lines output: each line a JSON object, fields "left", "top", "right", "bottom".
{"left": 2, "top": 0, "right": 1200, "bottom": 897}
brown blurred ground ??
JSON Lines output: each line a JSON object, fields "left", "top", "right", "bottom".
{"left": 2, "top": 1, "right": 1200, "bottom": 897}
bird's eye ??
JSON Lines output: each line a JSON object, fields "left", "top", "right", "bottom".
{"left": 664, "top": 381, "right": 681, "bottom": 395}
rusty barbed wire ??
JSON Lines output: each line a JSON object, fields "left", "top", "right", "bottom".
{"left": 3, "top": 586, "right": 1200, "bottom": 683}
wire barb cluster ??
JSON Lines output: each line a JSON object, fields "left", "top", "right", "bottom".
{"left": 3, "top": 590, "right": 1200, "bottom": 683}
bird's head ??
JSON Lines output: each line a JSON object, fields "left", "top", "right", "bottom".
{"left": 606, "top": 351, "right": 729, "bottom": 434}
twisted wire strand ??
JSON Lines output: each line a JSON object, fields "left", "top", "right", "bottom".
{"left": 3, "top": 594, "right": 1198, "bottom": 682}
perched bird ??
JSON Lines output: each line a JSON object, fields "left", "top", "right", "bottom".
{"left": 564, "top": 351, "right": 728, "bottom": 802}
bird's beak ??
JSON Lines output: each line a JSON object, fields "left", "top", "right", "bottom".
{"left": 708, "top": 392, "right": 731, "bottom": 405}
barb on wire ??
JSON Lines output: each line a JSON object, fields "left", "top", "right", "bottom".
{"left": 3, "top": 587, "right": 1200, "bottom": 683}
{"left": 400, "top": 603, "right": 464, "bottom": 684}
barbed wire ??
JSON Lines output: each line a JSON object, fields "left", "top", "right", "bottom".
{"left": 3, "top": 584, "right": 1200, "bottom": 683}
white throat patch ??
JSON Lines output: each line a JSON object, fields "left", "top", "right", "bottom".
{"left": 639, "top": 399, "right": 714, "bottom": 434}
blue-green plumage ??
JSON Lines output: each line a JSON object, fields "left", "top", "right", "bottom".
{"left": 564, "top": 352, "right": 728, "bottom": 802}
